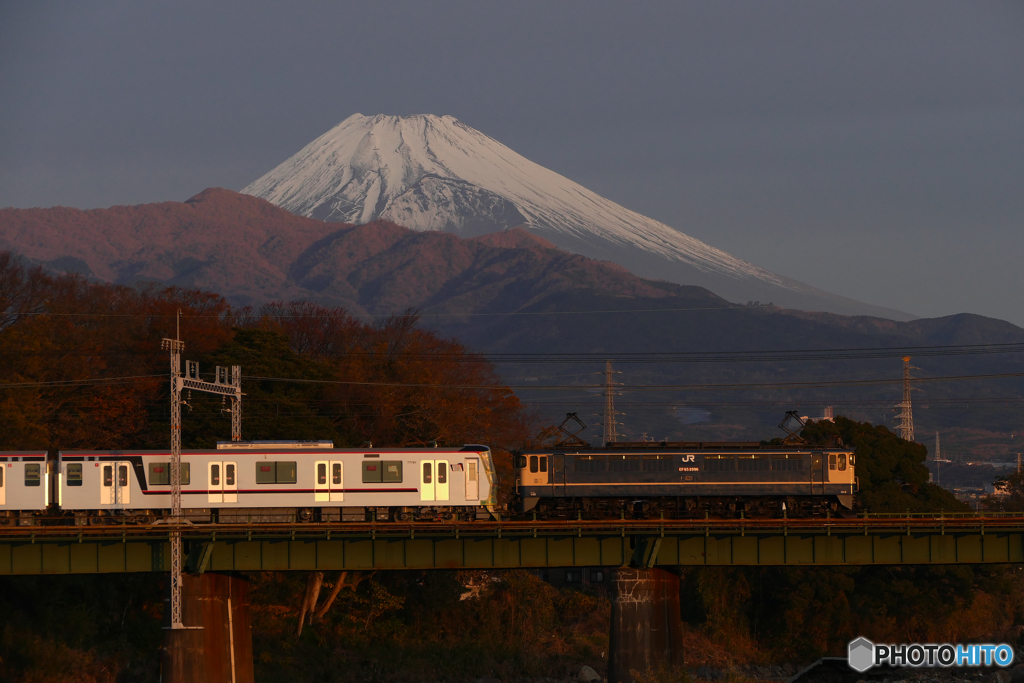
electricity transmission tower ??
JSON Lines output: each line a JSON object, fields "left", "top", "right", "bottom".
{"left": 601, "top": 360, "right": 624, "bottom": 445}
{"left": 161, "top": 315, "right": 242, "bottom": 630}
{"left": 894, "top": 356, "right": 915, "bottom": 442}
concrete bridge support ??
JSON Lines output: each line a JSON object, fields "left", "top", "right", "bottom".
{"left": 162, "top": 572, "right": 254, "bottom": 683}
{"left": 608, "top": 567, "right": 684, "bottom": 683}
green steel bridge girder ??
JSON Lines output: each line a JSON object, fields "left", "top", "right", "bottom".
{"left": 2, "top": 531, "right": 1024, "bottom": 575}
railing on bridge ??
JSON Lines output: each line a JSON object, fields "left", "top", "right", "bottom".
{"left": 2, "top": 515, "right": 1024, "bottom": 574}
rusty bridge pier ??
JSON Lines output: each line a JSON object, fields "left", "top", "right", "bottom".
{"left": 608, "top": 567, "right": 684, "bottom": 683}
{"left": 162, "top": 572, "right": 254, "bottom": 683}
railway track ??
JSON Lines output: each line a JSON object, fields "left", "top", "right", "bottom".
{"left": 3, "top": 513, "right": 1024, "bottom": 542}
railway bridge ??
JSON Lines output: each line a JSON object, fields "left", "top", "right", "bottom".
{"left": 3, "top": 513, "right": 1024, "bottom": 683}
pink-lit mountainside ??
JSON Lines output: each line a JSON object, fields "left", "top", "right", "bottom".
{"left": 244, "top": 114, "right": 911, "bottom": 320}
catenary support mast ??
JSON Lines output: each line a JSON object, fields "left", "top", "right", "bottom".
{"left": 161, "top": 315, "right": 243, "bottom": 630}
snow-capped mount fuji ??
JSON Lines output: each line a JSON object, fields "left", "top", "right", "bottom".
{"left": 244, "top": 114, "right": 911, "bottom": 320}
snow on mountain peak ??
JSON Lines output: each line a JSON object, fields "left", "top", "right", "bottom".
{"left": 244, "top": 113, "right": 772, "bottom": 281}
{"left": 243, "top": 114, "right": 913, "bottom": 320}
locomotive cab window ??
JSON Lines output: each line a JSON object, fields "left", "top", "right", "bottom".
{"left": 0, "top": 466, "right": 4, "bottom": 488}
{"left": 24, "top": 463, "right": 41, "bottom": 487}
{"left": 838, "top": 454, "right": 847, "bottom": 471}
{"left": 539, "top": 456, "right": 547, "bottom": 473}
{"left": 829, "top": 453, "right": 837, "bottom": 470}
{"left": 66, "top": 463, "right": 83, "bottom": 486}
{"left": 529, "top": 456, "right": 538, "bottom": 473}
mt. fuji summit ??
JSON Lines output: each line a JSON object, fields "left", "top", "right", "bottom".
{"left": 244, "top": 114, "right": 910, "bottom": 319}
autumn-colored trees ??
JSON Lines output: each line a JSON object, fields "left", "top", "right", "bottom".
{"left": 0, "top": 253, "right": 529, "bottom": 455}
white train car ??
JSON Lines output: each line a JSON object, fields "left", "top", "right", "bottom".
{"left": 0, "top": 452, "right": 50, "bottom": 523}
{"left": 57, "top": 441, "right": 498, "bottom": 523}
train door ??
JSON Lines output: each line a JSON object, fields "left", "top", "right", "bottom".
{"left": 0, "top": 464, "right": 5, "bottom": 506}
{"left": 315, "top": 461, "right": 329, "bottom": 502}
{"left": 436, "top": 460, "right": 449, "bottom": 501}
{"left": 223, "top": 462, "right": 237, "bottom": 503}
{"left": 810, "top": 451, "right": 825, "bottom": 495}
{"left": 551, "top": 453, "right": 565, "bottom": 497}
{"left": 420, "top": 460, "right": 450, "bottom": 501}
{"left": 465, "top": 459, "right": 479, "bottom": 501}
{"left": 330, "top": 461, "right": 344, "bottom": 502}
{"left": 208, "top": 462, "right": 223, "bottom": 504}
{"left": 101, "top": 462, "right": 131, "bottom": 506}
{"left": 420, "top": 460, "right": 434, "bottom": 501}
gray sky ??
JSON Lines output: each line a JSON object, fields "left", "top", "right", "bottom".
{"left": 1, "top": 1, "right": 1022, "bottom": 324}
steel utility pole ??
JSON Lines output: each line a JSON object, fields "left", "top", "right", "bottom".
{"left": 895, "top": 356, "right": 915, "bottom": 442}
{"left": 602, "top": 360, "right": 622, "bottom": 445}
{"left": 161, "top": 315, "right": 242, "bottom": 630}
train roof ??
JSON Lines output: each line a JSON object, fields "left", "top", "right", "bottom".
{"left": 520, "top": 445, "right": 853, "bottom": 454}
{"left": 58, "top": 445, "right": 490, "bottom": 456}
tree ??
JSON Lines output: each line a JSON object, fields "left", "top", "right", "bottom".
{"left": 801, "top": 415, "right": 965, "bottom": 512}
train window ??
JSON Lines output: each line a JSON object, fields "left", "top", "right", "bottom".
{"left": 575, "top": 455, "right": 606, "bottom": 473}
{"left": 422, "top": 462, "right": 432, "bottom": 484}
{"left": 529, "top": 456, "right": 538, "bottom": 473}
{"left": 770, "top": 455, "right": 804, "bottom": 471}
{"left": 24, "top": 464, "right": 41, "bottom": 487}
{"left": 103, "top": 465, "right": 112, "bottom": 487}
{"left": 516, "top": 455, "right": 528, "bottom": 468}
{"left": 225, "top": 463, "right": 235, "bottom": 486}
{"left": 118, "top": 465, "right": 128, "bottom": 487}
{"left": 838, "top": 454, "right": 847, "bottom": 471}
{"left": 332, "top": 463, "right": 342, "bottom": 485}
{"left": 277, "top": 462, "right": 297, "bottom": 484}
{"left": 609, "top": 455, "right": 641, "bottom": 472}
{"left": 256, "top": 461, "right": 296, "bottom": 484}
{"left": 703, "top": 455, "right": 735, "bottom": 473}
{"left": 211, "top": 464, "right": 221, "bottom": 486}
{"left": 66, "top": 463, "right": 83, "bottom": 486}
{"left": 642, "top": 455, "right": 673, "bottom": 472}
{"left": 150, "top": 462, "right": 190, "bottom": 485}
{"left": 438, "top": 463, "right": 447, "bottom": 484}
{"left": 539, "top": 456, "right": 547, "bottom": 473}
{"left": 383, "top": 461, "right": 403, "bottom": 483}
{"left": 149, "top": 463, "right": 168, "bottom": 485}
{"left": 737, "top": 455, "right": 770, "bottom": 472}
{"left": 317, "top": 462, "right": 327, "bottom": 485}
{"left": 829, "top": 454, "right": 837, "bottom": 470}
{"left": 256, "top": 463, "right": 275, "bottom": 484}
{"left": 0, "top": 466, "right": 3, "bottom": 487}
{"left": 363, "top": 461, "right": 382, "bottom": 483}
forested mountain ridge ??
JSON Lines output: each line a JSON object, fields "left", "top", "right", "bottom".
{"left": 1, "top": 189, "right": 1022, "bottom": 449}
